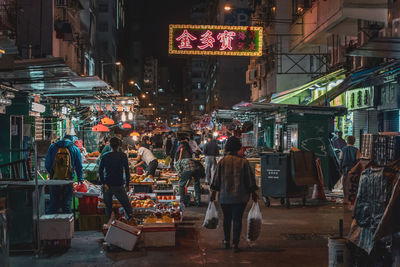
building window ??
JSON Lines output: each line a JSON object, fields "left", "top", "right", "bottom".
{"left": 99, "top": 3, "right": 108, "bottom": 12}
{"left": 99, "top": 22, "right": 108, "bottom": 32}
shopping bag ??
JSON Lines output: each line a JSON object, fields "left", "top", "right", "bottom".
{"left": 247, "top": 201, "right": 262, "bottom": 242}
{"left": 202, "top": 201, "right": 219, "bottom": 229}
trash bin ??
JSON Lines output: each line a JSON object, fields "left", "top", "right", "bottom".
{"left": 261, "top": 153, "right": 308, "bottom": 208}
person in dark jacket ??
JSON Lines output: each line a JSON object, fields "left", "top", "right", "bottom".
{"left": 203, "top": 135, "right": 219, "bottom": 184}
{"left": 175, "top": 136, "right": 192, "bottom": 161}
{"left": 45, "top": 135, "right": 83, "bottom": 214}
{"left": 340, "top": 135, "right": 361, "bottom": 175}
{"left": 210, "top": 137, "right": 258, "bottom": 252}
{"left": 99, "top": 137, "right": 133, "bottom": 221}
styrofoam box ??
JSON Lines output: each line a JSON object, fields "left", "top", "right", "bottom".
{"left": 105, "top": 220, "right": 141, "bottom": 251}
{"left": 143, "top": 227, "right": 176, "bottom": 247}
{"left": 39, "top": 214, "right": 74, "bottom": 240}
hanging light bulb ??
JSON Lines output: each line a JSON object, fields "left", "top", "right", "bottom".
{"left": 121, "top": 112, "right": 127, "bottom": 122}
{"left": 128, "top": 112, "right": 133, "bottom": 120}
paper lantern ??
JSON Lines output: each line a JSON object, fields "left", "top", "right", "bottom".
{"left": 92, "top": 123, "right": 110, "bottom": 132}
{"left": 101, "top": 116, "right": 114, "bottom": 125}
{"left": 130, "top": 131, "right": 140, "bottom": 137}
{"left": 122, "top": 123, "right": 132, "bottom": 129}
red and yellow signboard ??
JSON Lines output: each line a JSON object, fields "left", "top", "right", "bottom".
{"left": 169, "top": 24, "right": 263, "bottom": 57}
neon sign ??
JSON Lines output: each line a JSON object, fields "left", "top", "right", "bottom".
{"left": 169, "top": 24, "right": 263, "bottom": 57}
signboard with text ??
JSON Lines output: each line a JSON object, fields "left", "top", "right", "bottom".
{"left": 346, "top": 87, "right": 374, "bottom": 111}
{"left": 168, "top": 24, "right": 263, "bottom": 57}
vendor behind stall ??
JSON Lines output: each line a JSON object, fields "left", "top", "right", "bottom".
{"left": 99, "top": 137, "right": 133, "bottom": 221}
{"left": 134, "top": 142, "right": 158, "bottom": 178}
{"left": 45, "top": 135, "right": 83, "bottom": 214}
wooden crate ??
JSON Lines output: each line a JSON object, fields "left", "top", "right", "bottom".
{"left": 360, "top": 134, "right": 377, "bottom": 160}
{"left": 360, "top": 134, "right": 400, "bottom": 165}
{"left": 78, "top": 214, "right": 107, "bottom": 231}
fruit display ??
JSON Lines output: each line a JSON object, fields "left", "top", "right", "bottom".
{"left": 130, "top": 174, "right": 146, "bottom": 183}
{"left": 130, "top": 198, "right": 155, "bottom": 208}
{"left": 130, "top": 173, "right": 155, "bottom": 184}
{"left": 154, "top": 203, "right": 182, "bottom": 221}
{"left": 87, "top": 151, "right": 100, "bottom": 158}
{"left": 159, "top": 170, "right": 178, "bottom": 179}
{"left": 132, "top": 193, "right": 156, "bottom": 201}
{"left": 157, "top": 195, "right": 176, "bottom": 201}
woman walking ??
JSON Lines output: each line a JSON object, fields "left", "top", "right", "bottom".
{"left": 210, "top": 137, "right": 258, "bottom": 252}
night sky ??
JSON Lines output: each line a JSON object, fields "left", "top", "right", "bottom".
{"left": 134, "top": 0, "right": 195, "bottom": 89}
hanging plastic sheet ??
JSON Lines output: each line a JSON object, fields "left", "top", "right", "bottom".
{"left": 348, "top": 159, "right": 400, "bottom": 254}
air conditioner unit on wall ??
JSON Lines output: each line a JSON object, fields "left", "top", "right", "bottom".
{"left": 392, "top": 18, "right": 400, "bottom": 38}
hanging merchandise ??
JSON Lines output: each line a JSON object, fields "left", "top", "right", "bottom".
{"left": 121, "top": 112, "right": 127, "bottom": 122}
{"left": 101, "top": 116, "right": 114, "bottom": 125}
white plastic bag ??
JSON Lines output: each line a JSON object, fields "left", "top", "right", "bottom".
{"left": 203, "top": 202, "right": 219, "bottom": 229}
{"left": 247, "top": 201, "right": 262, "bottom": 242}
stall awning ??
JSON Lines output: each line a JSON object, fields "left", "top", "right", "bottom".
{"left": 347, "top": 38, "right": 400, "bottom": 59}
{"left": 233, "top": 102, "right": 347, "bottom": 116}
{"left": 0, "top": 58, "right": 119, "bottom": 98}
{"left": 270, "top": 69, "right": 346, "bottom": 105}
{"left": 309, "top": 60, "right": 400, "bottom": 106}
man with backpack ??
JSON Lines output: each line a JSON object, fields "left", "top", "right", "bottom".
{"left": 45, "top": 135, "right": 83, "bottom": 214}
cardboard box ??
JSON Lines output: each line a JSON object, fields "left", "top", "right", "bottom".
{"left": 105, "top": 220, "right": 141, "bottom": 251}
{"left": 39, "top": 214, "right": 74, "bottom": 240}
{"left": 143, "top": 227, "right": 176, "bottom": 247}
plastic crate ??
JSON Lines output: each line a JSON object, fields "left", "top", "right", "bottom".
{"left": 78, "top": 195, "right": 99, "bottom": 215}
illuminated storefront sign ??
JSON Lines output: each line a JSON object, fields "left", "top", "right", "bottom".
{"left": 169, "top": 24, "right": 263, "bottom": 56}
{"left": 346, "top": 87, "right": 374, "bottom": 111}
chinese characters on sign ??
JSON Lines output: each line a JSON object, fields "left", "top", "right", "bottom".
{"left": 169, "top": 24, "right": 263, "bottom": 56}
{"left": 346, "top": 87, "right": 374, "bottom": 111}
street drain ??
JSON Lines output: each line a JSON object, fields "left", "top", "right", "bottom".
{"left": 281, "top": 233, "right": 328, "bottom": 241}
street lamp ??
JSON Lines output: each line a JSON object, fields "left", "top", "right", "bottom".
{"left": 129, "top": 80, "right": 142, "bottom": 91}
{"left": 224, "top": 5, "right": 232, "bottom": 11}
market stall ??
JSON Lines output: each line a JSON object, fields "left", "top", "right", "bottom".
{"left": 73, "top": 166, "right": 185, "bottom": 250}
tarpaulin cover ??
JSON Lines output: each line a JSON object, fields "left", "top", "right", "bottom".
{"left": 348, "top": 160, "right": 400, "bottom": 254}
